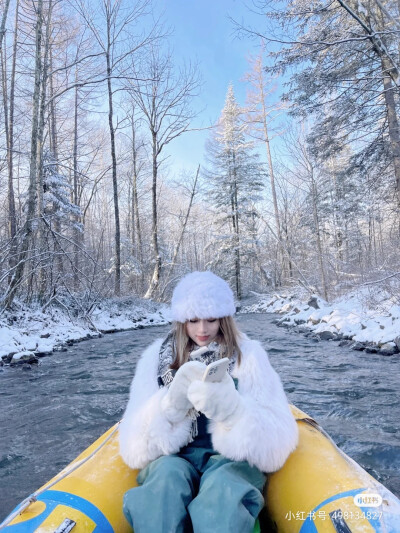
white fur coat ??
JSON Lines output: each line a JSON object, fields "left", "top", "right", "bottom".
{"left": 119, "top": 336, "right": 298, "bottom": 473}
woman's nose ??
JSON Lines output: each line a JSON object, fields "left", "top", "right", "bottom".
{"left": 198, "top": 320, "right": 207, "bottom": 332}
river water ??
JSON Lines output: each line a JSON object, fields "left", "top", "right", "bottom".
{"left": 1, "top": 313, "right": 399, "bottom": 520}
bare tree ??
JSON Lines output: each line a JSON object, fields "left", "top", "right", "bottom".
{"left": 243, "top": 48, "right": 290, "bottom": 286}
{"left": 169, "top": 165, "right": 200, "bottom": 270}
{"left": 128, "top": 46, "right": 200, "bottom": 299}
{"left": 73, "top": 0, "right": 158, "bottom": 296}
{"left": 282, "top": 127, "right": 330, "bottom": 300}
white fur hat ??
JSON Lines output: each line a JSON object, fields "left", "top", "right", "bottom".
{"left": 171, "top": 271, "right": 235, "bottom": 323}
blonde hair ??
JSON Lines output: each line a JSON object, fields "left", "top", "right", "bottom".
{"left": 170, "top": 316, "right": 242, "bottom": 370}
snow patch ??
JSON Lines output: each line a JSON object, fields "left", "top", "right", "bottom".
{"left": 243, "top": 287, "right": 400, "bottom": 350}
{"left": 0, "top": 297, "right": 170, "bottom": 365}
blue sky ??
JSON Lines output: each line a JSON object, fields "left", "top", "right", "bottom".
{"left": 157, "top": 0, "right": 269, "bottom": 176}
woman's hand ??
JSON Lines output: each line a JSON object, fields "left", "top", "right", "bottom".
{"left": 161, "top": 361, "right": 206, "bottom": 423}
{"left": 187, "top": 373, "right": 243, "bottom": 427}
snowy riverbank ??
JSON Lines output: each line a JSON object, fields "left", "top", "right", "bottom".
{"left": 242, "top": 288, "right": 400, "bottom": 356}
{"left": 2, "top": 286, "right": 400, "bottom": 368}
{"left": 0, "top": 297, "right": 171, "bottom": 367}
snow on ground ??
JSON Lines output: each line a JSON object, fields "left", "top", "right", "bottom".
{"left": 2, "top": 286, "right": 399, "bottom": 366}
{"left": 0, "top": 297, "right": 171, "bottom": 366}
{"left": 242, "top": 286, "right": 400, "bottom": 355}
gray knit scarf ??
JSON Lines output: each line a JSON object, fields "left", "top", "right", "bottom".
{"left": 157, "top": 331, "right": 237, "bottom": 440}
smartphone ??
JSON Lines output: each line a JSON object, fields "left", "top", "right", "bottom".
{"left": 202, "top": 358, "right": 230, "bottom": 382}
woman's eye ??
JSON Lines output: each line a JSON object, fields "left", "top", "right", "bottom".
{"left": 189, "top": 319, "right": 199, "bottom": 323}
{"left": 207, "top": 319, "right": 217, "bottom": 323}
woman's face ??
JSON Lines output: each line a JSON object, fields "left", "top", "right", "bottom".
{"left": 186, "top": 318, "right": 220, "bottom": 346}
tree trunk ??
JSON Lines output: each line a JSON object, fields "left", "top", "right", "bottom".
{"left": 310, "top": 172, "right": 328, "bottom": 301}
{"left": 0, "top": 0, "right": 11, "bottom": 52}
{"left": 37, "top": 0, "right": 52, "bottom": 302}
{"left": 73, "top": 71, "right": 80, "bottom": 290}
{"left": 1, "top": 0, "right": 18, "bottom": 280}
{"left": 3, "top": 0, "right": 44, "bottom": 308}
{"left": 260, "top": 87, "right": 285, "bottom": 284}
{"left": 131, "top": 117, "right": 142, "bottom": 265}
{"left": 248, "top": 52, "right": 284, "bottom": 284}
{"left": 48, "top": 39, "right": 64, "bottom": 278}
{"left": 231, "top": 153, "right": 241, "bottom": 299}
{"left": 282, "top": 222, "right": 293, "bottom": 278}
{"left": 381, "top": 54, "right": 400, "bottom": 206}
{"left": 235, "top": 187, "right": 242, "bottom": 300}
{"left": 145, "top": 130, "right": 161, "bottom": 299}
{"left": 106, "top": 17, "right": 121, "bottom": 296}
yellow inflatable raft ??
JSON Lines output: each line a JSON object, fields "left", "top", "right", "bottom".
{"left": 1, "top": 406, "right": 399, "bottom": 532}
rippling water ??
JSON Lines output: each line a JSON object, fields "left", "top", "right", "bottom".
{"left": 1, "top": 313, "right": 399, "bottom": 520}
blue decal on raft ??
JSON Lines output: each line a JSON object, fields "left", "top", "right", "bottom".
{"left": 1, "top": 497, "right": 52, "bottom": 532}
{"left": 363, "top": 508, "right": 383, "bottom": 533}
{"left": 2, "top": 490, "right": 113, "bottom": 532}
{"left": 39, "top": 491, "right": 114, "bottom": 532}
{"left": 299, "top": 488, "right": 367, "bottom": 532}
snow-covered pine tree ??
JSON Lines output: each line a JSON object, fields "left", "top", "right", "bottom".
{"left": 255, "top": 0, "right": 400, "bottom": 206}
{"left": 42, "top": 150, "right": 82, "bottom": 228}
{"left": 205, "top": 84, "right": 264, "bottom": 299}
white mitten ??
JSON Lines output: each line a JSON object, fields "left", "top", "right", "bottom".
{"left": 161, "top": 360, "right": 206, "bottom": 423}
{"left": 187, "top": 373, "right": 244, "bottom": 427}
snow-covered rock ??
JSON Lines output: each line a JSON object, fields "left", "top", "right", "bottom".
{"left": 10, "top": 351, "right": 38, "bottom": 365}
{"left": 395, "top": 336, "right": 400, "bottom": 350}
{"left": 242, "top": 287, "right": 400, "bottom": 354}
{"left": 36, "top": 338, "right": 55, "bottom": 354}
{"left": 379, "top": 342, "right": 399, "bottom": 356}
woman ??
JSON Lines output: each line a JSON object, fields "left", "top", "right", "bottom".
{"left": 119, "top": 271, "right": 298, "bottom": 533}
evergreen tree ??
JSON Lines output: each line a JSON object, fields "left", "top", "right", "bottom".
{"left": 42, "top": 151, "right": 82, "bottom": 228}
{"left": 253, "top": 0, "right": 400, "bottom": 206}
{"left": 205, "top": 85, "right": 264, "bottom": 298}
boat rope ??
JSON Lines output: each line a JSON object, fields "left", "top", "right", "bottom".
{"left": 0, "top": 422, "right": 121, "bottom": 530}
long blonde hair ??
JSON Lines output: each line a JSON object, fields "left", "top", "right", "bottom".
{"left": 170, "top": 316, "right": 242, "bottom": 370}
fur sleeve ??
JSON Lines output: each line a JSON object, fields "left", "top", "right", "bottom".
{"left": 209, "top": 338, "right": 298, "bottom": 473}
{"left": 119, "top": 339, "right": 192, "bottom": 469}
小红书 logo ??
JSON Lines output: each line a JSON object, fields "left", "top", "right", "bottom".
{"left": 353, "top": 493, "right": 382, "bottom": 508}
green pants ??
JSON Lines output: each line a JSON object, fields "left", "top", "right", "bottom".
{"left": 123, "top": 453, "right": 265, "bottom": 533}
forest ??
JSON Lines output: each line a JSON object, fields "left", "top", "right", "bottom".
{"left": 0, "top": 0, "right": 399, "bottom": 315}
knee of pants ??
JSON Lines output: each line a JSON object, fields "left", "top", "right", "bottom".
{"left": 202, "top": 457, "right": 266, "bottom": 490}
{"left": 141, "top": 455, "right": 198, "bottom": 483}
{"left": 124, "top": 456, "right": 200, "bottom": 530}
{"left": 195, "top": 460, "right": 265, "bottom": 515}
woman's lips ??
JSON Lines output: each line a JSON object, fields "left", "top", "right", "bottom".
{"left": 197, "top": 336, "right": 209, "bottom": 342}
